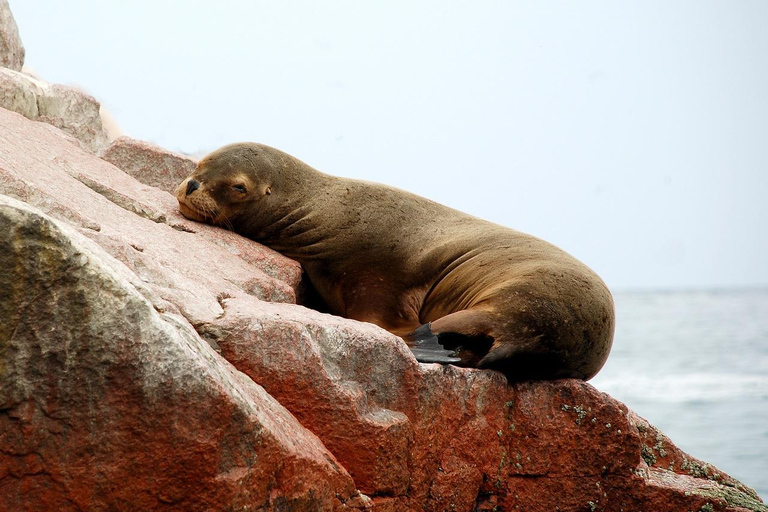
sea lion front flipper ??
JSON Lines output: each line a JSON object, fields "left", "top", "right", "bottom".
{"left": 403, "top": 323, "right": 462, "bottom": 364}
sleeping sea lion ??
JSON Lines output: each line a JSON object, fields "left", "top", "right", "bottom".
{"left": 176, "top": 143, "right": 615, "bottom": 381}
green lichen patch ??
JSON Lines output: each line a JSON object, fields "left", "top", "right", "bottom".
{"left": 689, "top": 485, "right": 768, "bottom": 512}
{"left": 641, "top": 445, "right": 657, "bottom": 466}
{"left": 497, "top": 450, "right": 507, "bottom": 475}
{"left": 561, "top": 403, "right": 589, "bottom": 424}
{"left": 681, "top": 457, "right": 712, "bottom": 479}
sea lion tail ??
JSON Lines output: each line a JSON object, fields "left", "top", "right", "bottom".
{"left": 403, "top": 323, "right": 462, "bottom": 364}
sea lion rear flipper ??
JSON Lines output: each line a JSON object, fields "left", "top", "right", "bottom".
{"left": 403, "top": 323, "right": 462, "bottom": 364}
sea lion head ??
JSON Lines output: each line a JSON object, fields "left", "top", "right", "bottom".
{"left": 176, "top": 142, "right": 293, "bottom": 231}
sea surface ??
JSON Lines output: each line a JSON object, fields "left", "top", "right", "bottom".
{"left": 590, "top": 288, "right": 768, "bottom": 500}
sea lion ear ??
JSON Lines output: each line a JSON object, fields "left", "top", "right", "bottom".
{"left": 264, "top": 186, "right": 272, "bottom": 196}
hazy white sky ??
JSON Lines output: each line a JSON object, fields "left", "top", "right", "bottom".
{"left": 12, "top": 1, "right": 768, "bottom": 290}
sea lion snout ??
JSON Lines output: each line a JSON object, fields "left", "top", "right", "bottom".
{"left": 186, "top": 179, "right": 200, "bottom": 196}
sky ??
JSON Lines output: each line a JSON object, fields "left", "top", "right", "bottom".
{"left": 11, "top": 1, "right": 768, "bottom": 291}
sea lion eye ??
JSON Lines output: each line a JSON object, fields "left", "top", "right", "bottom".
{"left": 232, "top": 184, "right": 247, "bottom": 193}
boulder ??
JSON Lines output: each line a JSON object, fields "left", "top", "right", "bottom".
{"left": 0, "top": 195, "right": 365, "bottom": 512}
{"left": 0, "top": 0, "right": 23, "bottom": 71}
{"left": 0, "top": 105, "right": 765, "bottom": 511}
{"left": 0, "top": 67, "right": 109, "bottom": 153}
{"left": 0, "top": 107, "right": 300, "bottom": 320}
{"left": 0, "top": 66, "right": 35, "bottom": 117}
{"left": 101, "top": 136, "right": 198, "bottom": 195}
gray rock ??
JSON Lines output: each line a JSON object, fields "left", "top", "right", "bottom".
{"left": 0, "top": 0, "right": 24, "bottom": 71}
{"left": 0, "top": 66, "right": 38, "bottom": 116}
{"left": 0, "top": 67, "right": 109, "bottom": 153}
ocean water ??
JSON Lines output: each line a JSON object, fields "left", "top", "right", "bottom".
{"left": 590, "top": 289, "right": 768, "bottom": 500}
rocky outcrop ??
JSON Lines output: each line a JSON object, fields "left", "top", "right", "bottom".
{"left": 1, "top": 3, "right": 110, "bottom": 157}
{"left": 1, "top": 103, "right": 765, "bottom": 512}
{"left": 0, "top": 0, "right": 23, "bottom": 71}
{"left": 0, "top": 195, "right": 363, "bottom": 512}
{"left": 101, "top": 136, "right": 198, "bottom": 195}
{"left": 1, "top": 3, "right": 765, "bottom": 509}
{"left": 0, "top": 67, "right": 110, "bottom": 154}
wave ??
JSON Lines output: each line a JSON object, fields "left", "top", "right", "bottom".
{"left": 592, "top": 373, "right": 768, "bottom": 403}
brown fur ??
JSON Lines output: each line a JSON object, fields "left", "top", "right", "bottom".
{"left": 176, "top": 142, "right": 615, "bottom": 381}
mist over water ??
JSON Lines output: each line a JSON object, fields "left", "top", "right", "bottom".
{"left": 590, "top": 289, "right": 768, "bottom": 499}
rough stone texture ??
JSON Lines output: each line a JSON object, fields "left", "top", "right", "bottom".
{"left": 101, "top": 136, "right": 198, "bottom": 195}
{"left": 0, "top": 0, "right": 24, "bottom": 71}
{"left": 0, "top": 107, "right": 301, "bottom": 320}
{"left": 1, "top": 105, "right": 766, "bottom": 512}
{"left": 0, "top": 195, "right": 363, "bottom": 512}
{"left": 0, "top": 67, "right": 109, "bottom": 153}
{"left": 0, "top": 66, "right": 35, "bottom": 117}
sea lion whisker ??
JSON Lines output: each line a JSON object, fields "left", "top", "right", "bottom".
{"left": 201, "top": 204, "right": 218, "bottom": 221}
{"left": 221, "top": 215, "right": 235, "bottom": 232}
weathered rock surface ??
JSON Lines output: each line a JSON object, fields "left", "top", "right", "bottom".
{"left": 0, "top": 107, "right": 300, "bottom": 317}
{"left": 0, "top": 67, "right": 109, "bottom": 153}
{"left": 101, "top": 136, "right": 198, "bottom": 195}
{"left": 1, "top": 104, "right": 765, "bottom": 511}
{"left": 0, "top": 0, "right": 24, "bottom": 71}
{"left": 2, "top": 0, "right": 100, "bottom": 148}
{"left": 0, "top": 195, "right": 363, "bottom": 512}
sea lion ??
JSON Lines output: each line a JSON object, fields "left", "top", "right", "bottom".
{"left": 176, "top": 143, "right": 615, "bottom": 381}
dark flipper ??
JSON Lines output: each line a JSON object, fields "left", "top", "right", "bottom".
{"left": 403, "top": 323, "right": 462, "bottom": 364}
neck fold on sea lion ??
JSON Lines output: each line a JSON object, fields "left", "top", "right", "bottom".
{"left": 237, "top": 172, "right": 337, "bottom": 259}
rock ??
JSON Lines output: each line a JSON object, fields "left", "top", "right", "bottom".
{"left": 101, "top": 136, "right": 198, "bottom": 195}
{"left": 0, "top": 67, "right": 109, "bottom": 153}
{"left": 0, "top": 106, "right": 765, "bottom": 511}
{"left": 36, "top": 81, "right": 110, "bottom": 153}
{"left": 215, "top": 303, "right": 767, "bottom": 512}
{"left": 0, "top": 195, "right": 363, "bottom": 512}
{"left": 0, "top": 0, "right": 24, "bottom": 71}
{"left": 21, "top": 64, "right": 124, "bottom": 142}
{"left": 0, "top": 107, "right": 301, "bottom": 321}
{"left": 0, "top": 66, "right": 36, "bottom": 117}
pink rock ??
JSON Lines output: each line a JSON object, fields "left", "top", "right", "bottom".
{"left": 101, "top": 136, "right": 198, "bottom": 195}
{"left": 0, "top": 195, "right": 364, "bottom": 511}
{"left": 0, "top": 107, "right": 301, "bottom": 323}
